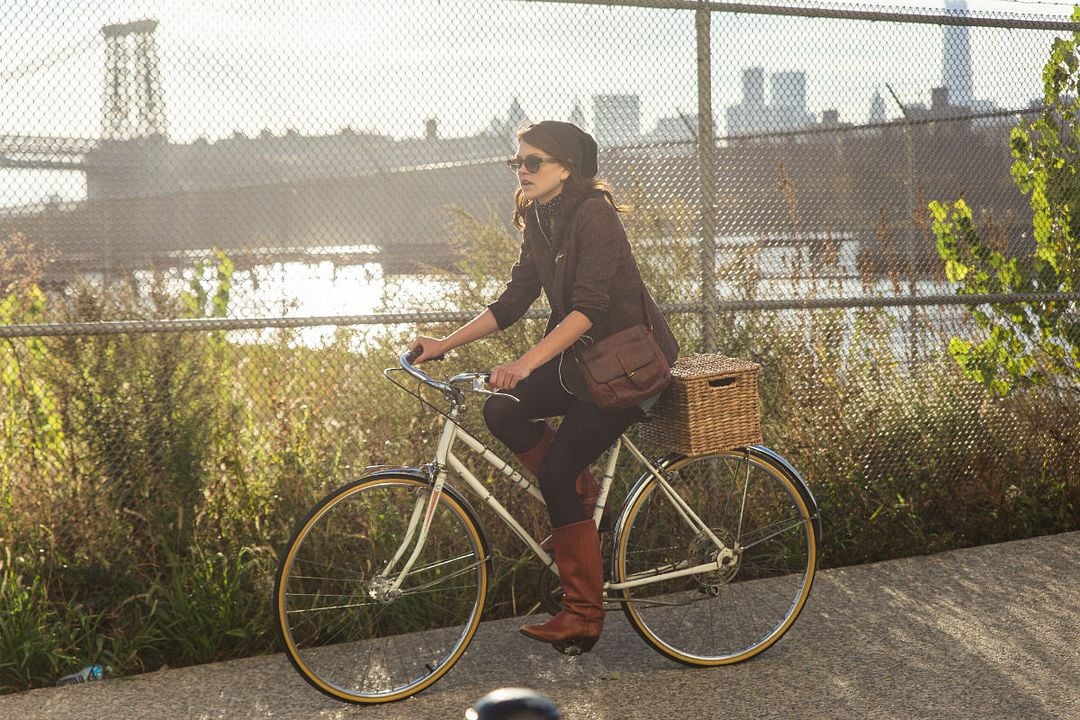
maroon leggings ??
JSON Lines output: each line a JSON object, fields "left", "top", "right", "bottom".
{"left": 482, "top": 356, "right": 644, "bottom": 527}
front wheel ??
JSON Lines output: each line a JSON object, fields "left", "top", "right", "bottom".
{"left": 274, "top": 473, "right": 489, "bottom": 704}
{"left": 613, "top": 448, "right": 817, "bottom": 665}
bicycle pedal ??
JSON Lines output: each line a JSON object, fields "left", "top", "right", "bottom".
{"left": 552, "top": 637, "right": 596, "bottom": 656}
{"left": 553, "top": 642, "right": 582, "bottom": 657}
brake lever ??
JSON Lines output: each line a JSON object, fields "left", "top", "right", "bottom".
{"left": 468, "top": 373, "right": 520, "bottom": 402}
{"left": 473, "top": 386, "right": 521, "bottom": 403}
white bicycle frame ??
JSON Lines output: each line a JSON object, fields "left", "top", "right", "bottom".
{"left": 379, "top": 398, "right": 738, "bottom": 597}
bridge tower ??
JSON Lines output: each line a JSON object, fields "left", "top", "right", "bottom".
{"left": 101, "top": 19, "right": 166, "bottom": 140}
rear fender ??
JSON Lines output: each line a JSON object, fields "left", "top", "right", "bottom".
{"left": 746, "top": 445, "right": 822, "bottom": 544}
{"left": 613, "top": 448, "right": 821, "bottom": 554}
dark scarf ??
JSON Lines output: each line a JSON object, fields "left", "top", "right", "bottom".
{"left": 533, "top": 194, "right": 563, "bottom": 248}
{"left": 536, "top": 194, "right": 562, "bottom": 229}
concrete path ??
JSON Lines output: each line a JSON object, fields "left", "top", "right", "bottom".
{"left": 1, "top": 531, "right": 1077, "bottom": 720}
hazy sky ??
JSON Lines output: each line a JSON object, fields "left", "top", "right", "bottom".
{"left": 3, "top": 1, "right": 1075, "bottom": 137}
{"left": 1, "top": 0, "right": 1076, "bottom": 204}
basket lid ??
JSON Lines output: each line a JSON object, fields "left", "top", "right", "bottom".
{"left": 671, "top": 354, "right": 760, "bottom": 378}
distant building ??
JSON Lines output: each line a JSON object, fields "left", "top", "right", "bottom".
{"left": 902, "top": 101, "right": 929, "bottom": 117}
{"left": 943, "top": 0, "right": 974, "bottom": 109}
{"left": 902, "top": 86, "right": 967, "bottom": 122}
{"left": 772, "top": 71, "right": 808, "bottom": 115}
{"left": 642, "top": 113, "right": 697, "bottom": 158}
{"left": 770, "top": 71, "right": 816, "bottom": 132}
{"left": 593, "top": 94, "right": 640, "bottom": 148}
{"left": 569, "top": 102, "right": 587, "bottom": 131}
{"left": 488, "top": 98, "right": 528, "bottom": 138}
{"left": 726, "top": 67, "right": 815, "bottom": 137}
{"left": 868, "top": 90, "right": 887, "bottom": 124}
{"left": 85, "top": 124, "right": 511, "bottom": 201}
{"left": 969, "top": 98, "right": 1002, "bottom": 127}
{"left": 727, "top": 67, "right": 765, "bottom": 136}
{"left": 900, "top": 86, "right": 978, "bottom": 135}
{"left": 743, "top": 67, "right": 766, "bottom": 107}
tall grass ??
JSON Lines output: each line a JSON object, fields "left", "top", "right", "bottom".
{"left": 0, "top": 203, "right": 1077, "bottom": 692}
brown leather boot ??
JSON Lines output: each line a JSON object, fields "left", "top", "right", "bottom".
{"left": 573, "top": 467, "right": 600, "bottom": 522}
{"left": 514, "top": 423, "right": 555, "bottom": 479}
{"left": 538, "top": 468, "right": 599, "bottom": 552}
{"left": 520, "top": 519, "right": 604, "bottom": 654}
{"left": 515, "top": 424, "right": 600, "bottom": 551}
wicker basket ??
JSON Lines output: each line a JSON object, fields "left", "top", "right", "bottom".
{"left": 641, "top": 354, "right": 762, "bottom": 456}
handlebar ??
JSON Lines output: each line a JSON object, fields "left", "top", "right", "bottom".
{"left": 399, "top": 350, "right": 456, "bottom": 395}
{"left": 397, "top": 350, "right": 519, "bottom": 404}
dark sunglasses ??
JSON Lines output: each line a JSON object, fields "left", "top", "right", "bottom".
{"left": 506, "top": 155, "right": 562, "bottom": 174}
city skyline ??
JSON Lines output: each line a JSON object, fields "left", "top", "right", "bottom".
{"left": 2, "top": 2, "right": 1067, "bottom": 141}
{"left": 2, "top": 0, "right": 1073, "bottom": 208}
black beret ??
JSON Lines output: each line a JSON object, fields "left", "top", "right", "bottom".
{"left": 525, "top": 120, "right": 599, "bottom": 179}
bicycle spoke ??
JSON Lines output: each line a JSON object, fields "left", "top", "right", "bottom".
{"left": 397, "top": 558, "right": 484, "bottom": 596}
{"left": 739, "top": 515, "right": 809, "bottom": 550}
{"left": 285, "top": 597, "right": 379, "bottom": 613}
{"left": 616, "top": 451, "right": 815, "bottom": 665}
{"left": 275, "top": 475, "right": 487, "bottom": 703}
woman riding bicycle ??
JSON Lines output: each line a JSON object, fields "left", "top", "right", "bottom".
{"left": 410, "top": 120, "right": 678, "bottom": 654}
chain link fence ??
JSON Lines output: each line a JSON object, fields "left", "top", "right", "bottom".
{"left": 1, "top": 0, "right": 1078, "bottom": 686}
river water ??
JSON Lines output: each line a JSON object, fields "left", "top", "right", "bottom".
{"left": 127, "top": 234, "right": 963, "bottom": 361}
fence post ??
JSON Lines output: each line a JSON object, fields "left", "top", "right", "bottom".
{"left": 885, "top": 82, "right": 920, "bottom": 365}
{"left": 696, "top": 4, "right": 718, "bottom": 352}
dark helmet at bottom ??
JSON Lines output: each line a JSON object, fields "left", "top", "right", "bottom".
{"left": 465, "top": 687, "right": 561, "bottom": 720}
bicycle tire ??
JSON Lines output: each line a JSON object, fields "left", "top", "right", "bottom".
{"left": 613, "top": 448, "right": 817, "bottom": 666}
{"left": 274, "top": 472, "right": 489, "bottom": 703}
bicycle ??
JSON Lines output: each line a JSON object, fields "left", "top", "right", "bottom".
{"left": 273, "top": 351, "right": 821, "bottom": 704}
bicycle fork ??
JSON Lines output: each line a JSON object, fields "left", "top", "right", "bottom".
{"left": 372, "top": 421, "right": 461, "bottom": 600}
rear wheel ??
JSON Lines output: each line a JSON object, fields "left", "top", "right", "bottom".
{"left": 614, "top": 449, "right": 816, "bottom": 665}
{"left": 274, "top": 474, "right": 488, "bottom": 703}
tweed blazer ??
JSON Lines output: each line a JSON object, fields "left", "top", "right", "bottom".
{"left": 488, "top": 192, "right": 679, "bottom": 402}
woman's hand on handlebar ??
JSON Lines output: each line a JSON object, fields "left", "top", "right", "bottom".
{"left": 489, "top": 358, "right": 532, "bottom": 391}
{"left": 408, "top": 336, "right": 448, "bottom": 364}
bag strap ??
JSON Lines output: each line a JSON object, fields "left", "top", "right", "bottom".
{"left": 638, "top": 283, "right": 653, "bottom": 331}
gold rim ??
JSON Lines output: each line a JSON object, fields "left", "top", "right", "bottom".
{"left": 275, "top": 475, "right": 488, "bottom": 703}
{"left": 616, "top": 451, "right": 816, "bottom": 666}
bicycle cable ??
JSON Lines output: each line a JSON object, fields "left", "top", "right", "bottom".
{"left": 383, "top": 367, "right": 500, "bottom": 440}
{"left": 383, "top": 368, "right": 462, "bottom": 425}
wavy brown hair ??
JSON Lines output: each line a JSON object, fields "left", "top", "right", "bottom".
{"left": 511, "top": 122, "right": 627, "bottom": 229}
